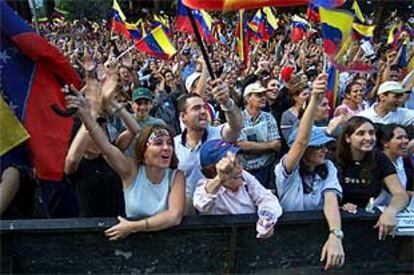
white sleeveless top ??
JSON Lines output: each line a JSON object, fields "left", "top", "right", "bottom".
{"left": 124, "top": 165, "right": 176, "bottom": 218}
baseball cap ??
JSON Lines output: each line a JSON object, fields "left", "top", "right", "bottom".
{"left": 132, "top": 87, "right": 153, "bottom": 102}
{"left": 243, "top": 82, "right": 267, "bottom": 98}
{"left": 377, "top": 81, "right": 406, "bottom": 95}
{"left": 185, "top": 72, "right": 201, "bottom": 92}
{"left": 288, "top": 126, "right": 335, "bottom": 147}
{"left": 200, "top": 139, "right": 241, "bottom": 168}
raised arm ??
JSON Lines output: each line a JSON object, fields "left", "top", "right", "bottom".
{"left": 65, "top": 85, "right": 133, "bottom": 183}
{"left": 283, "top": 74, "right": 327, "bottom": 173}
{"left": 211, "top": 79, "right": 243, "bottom": 142}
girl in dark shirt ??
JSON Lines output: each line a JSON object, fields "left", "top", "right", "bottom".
{"left": 335, "top": 116, "right": 409, "bottom": 240}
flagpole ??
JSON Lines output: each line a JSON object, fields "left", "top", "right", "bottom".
{"left": 115, "top": 44, "right": 136, "bottom": 62}
{"left": 185, "top": 6, "right": 216, "bottom": 80}
{"left": 29, "top": 0, "right": 40, "bottom": 33}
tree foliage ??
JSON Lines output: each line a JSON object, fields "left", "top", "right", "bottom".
{"left": 56, "top": 0, "right": 129, "bottom": 21}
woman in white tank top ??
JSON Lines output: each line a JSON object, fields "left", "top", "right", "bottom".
{"left": 66, "top": 91, "right": 185, "bottom": 241}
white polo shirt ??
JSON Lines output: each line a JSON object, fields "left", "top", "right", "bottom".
{"left": 174, "top": 125, "right": 225, "bottom": 198}
{"left": 358, "top": 103, "right": 414, "bottom": 126}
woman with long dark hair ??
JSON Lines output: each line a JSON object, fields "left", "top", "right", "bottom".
{"left": 335, "top": 116, "right": 409, "bottom": 239}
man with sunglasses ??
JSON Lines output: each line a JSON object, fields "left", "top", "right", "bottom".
{"left": 236, "top": 82, "right": 282, "bottom": 188}
{"left": 193, "top": 139, "right": 282, "bottom": 239}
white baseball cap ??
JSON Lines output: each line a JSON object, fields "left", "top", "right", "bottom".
{"left": 378, "top": 81, "right": 406, "bottom": 95}
{"left": 185, "top": 72, "right": 201, "bottom": 93}
{"left": 243, "top": 82, "right": 267, "bottom": 98}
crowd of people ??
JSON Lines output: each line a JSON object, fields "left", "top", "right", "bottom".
{"left": 1, "top": 4, "right": 414, "bottom": 270}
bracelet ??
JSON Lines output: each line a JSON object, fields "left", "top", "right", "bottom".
{"left": 220, "top": 99, "right": 235, "bottom": 112}
{"left": 89, "top": 124, "right": 100, "bottom": 135}
{"left": 145, "top": 219, "right": 150, "bottom": 231}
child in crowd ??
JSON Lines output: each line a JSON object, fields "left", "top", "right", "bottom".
{"left": 193, "top": 139, "right": 282, "bottom": 239}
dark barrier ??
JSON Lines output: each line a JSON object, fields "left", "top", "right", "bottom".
{"left": 1, "top": 210, "right": 413, "bottom": 274}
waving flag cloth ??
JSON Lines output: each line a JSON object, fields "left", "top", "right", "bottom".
{"left": 111, "top": 0, "right": 130, "bottom": 38}
{"left": 182, "top": 0, "right": 309, "bottom": 11}
{"left": 135, "top": 26, "right": 177, "bottom": 60}
{"left": 153, "top": 14, "right": 172, "bottom": 35}
{"left": 235, "top": 10, "right": 250, "bottom": 67}
{"left": 176, "top": 0, "right": 216, "bottom": 44}
{"left": 311, "top": 0, "right": 345, "bottom": 9}
{"left": 352, "top": 22, "right": 375, "bottom": 40}
{"left": 111, "top": 0, "right": 142, "bottom": 40}
{"left": 326, "top": 64, "right": 339, "bottom": 110}
{"left": 249, "top": 8, "right": 279, "bottom": 42}
{"left": 0, "top": 0, "right": 81, "bottom": 180}
{"left": 351, "top": 0, "right": 365, "bottom": 23}
{"left": 307, "top": 3, "right": 320, "bottom": 22}
{"left": 0, "top": 97, "right": 29, "bottom": 156}
{"left": 291, "top": 15, "right": 310, "bottom": 42}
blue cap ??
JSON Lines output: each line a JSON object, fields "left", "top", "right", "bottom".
{"left": 200, "top": 139, "right": 241, "bottom": 167}
{"left": 288, "top": 126, "right": 335, "bottom": 147}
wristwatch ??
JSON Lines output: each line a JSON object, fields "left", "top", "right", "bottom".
{"left": 330, "top": 228, "right": 344, "bottom": 240}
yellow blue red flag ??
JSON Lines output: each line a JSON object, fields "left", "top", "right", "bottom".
{"left": 135, "top": 26, "right": 177, "bottom": 60}
{"left": 0, "top": 97, "right": 30, "bottom": 156}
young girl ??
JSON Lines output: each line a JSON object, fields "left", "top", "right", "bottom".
{"left": 335, "top": 116, "right": 409, "bottom": 240}
{"left": 66, "top": 89, "right": 185, "bottom": 241}
{"left": 275, "top": 74, "right": 344, "bottom": 271}
{"left": 194, "top": 139, "right": 282, "bottom": 239}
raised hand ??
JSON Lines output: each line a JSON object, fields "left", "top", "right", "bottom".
{"left": 211, "top": 79, "right": 231, "bottom": 107}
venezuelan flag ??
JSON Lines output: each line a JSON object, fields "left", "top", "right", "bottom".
{"left": 249, "top": 8, "right": 278, "bottom": 42}
{"left": 319, "top": 7, "right": 353, "bottom": 56}
{"left": 311, "top": 0, "right": 345, "bottom": 8}
{"left": 175, "top": 0, "right": 216, "bottom": 44}
{"left": 111, "top": 0, "right": 130, "bottom": 38}
{"left": 291, "top": 15, "right": 309, "bottom": 42}
{"left": 153, "top": 14, "right": 172, "bottom": 35}
{"left": 352, "top": 23, "right": 374, "bottom": 40}
{"left": 135, "top": 26, "right": 177, "bottom": 60}
{"left": 125, "top": 22, "right": 142, "bottom": 40}
{"left": 326, "top": 64, "right": 339, "bottom": 110}
{"left": 1, "top": 0, "right": 81, "bottom": 180}
{"left": 182, "top": 0, "right": 309, "bottom": 11}
{"left": 0, "top": 97, "right": 30, "bottom": 157}
{"left": 235, "top": 10, "right": 250, "bottom": 66}
{"left": 248, "top": 10, "right": 264, "bottom": 41}
{"left": 306, "top": 3, "right": 320, "bottom": 22}
{"left": 351, "top": 0, "right": 365, "bottom": 23}
{"left": 193, "top": 9, "right": 216, "bottom": 44}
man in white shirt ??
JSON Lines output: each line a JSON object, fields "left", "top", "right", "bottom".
{"left": 358, "top": 81, "right": 414, "bottom": 127}
{"left": 174, "top": 80, "right": 243, "bottom": 208}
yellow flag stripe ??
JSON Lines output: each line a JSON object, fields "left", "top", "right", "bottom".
{"left": 152, "top": 27, "right": 177, "bottom": 57}
{"left": 0, "top": 97, "right": 30, "bottom": 156}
